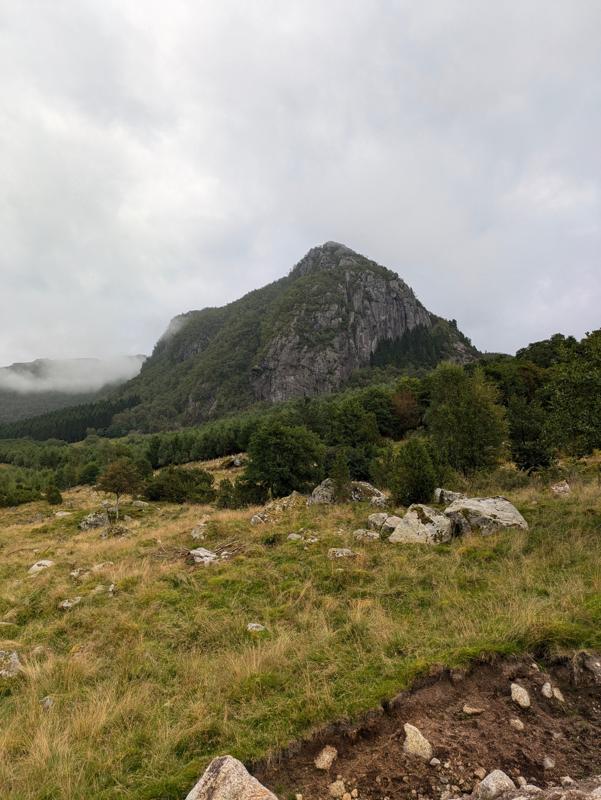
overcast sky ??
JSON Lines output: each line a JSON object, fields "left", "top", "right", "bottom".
{"left": 1, "top": 1, "right": 599, "bottom": 367}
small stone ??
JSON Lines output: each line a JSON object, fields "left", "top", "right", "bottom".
{"left": 431, "top": 758, "right": 441, "bottom": 767}
{"left": 511, "top": 683, "right": 531, "bottom": 708}
{"left": 314, "top": 745, "right": 337, "bottom": 770}
{"left": 189, "top": 547, "right": 218, "bottom": 565}
{"left": 342, "top": 793, "right": 352, "bottom": 800}
{"left": 403, "top": 723, "right": 433, "bottom": 761}
{"left": 541, "top": 682, "right": 553, "bottom": 699}
{"left": 0, "top": 650, "right": 23, "bottom": 678}
{"left": 58, "top": 596, "right": 82, "bottom": 611}
{"left": 475, "top": 770, "right": 516, "bottom": 800}
{"left": 552, "top": 687, "right": 565, "bottom": 703}
{"left": 524, "top": 787, "right": 541, "bottom": 794}
{"left": 560, "top": 777, "right": 574, "bottom": 788}
{"left": 517, "top": 777, "right": 527, "bottom": 788}
{"left": 542, "top": 757, "right": 555, "bottom": 770}
{"left": 329, "top": 780, "right": 346, "bottom": 798}
{"left": 474, "top": 769, "right": 487, "bottom": 781}
{"left": 295, "top": 795, "right": 303, "bottom": 800}
{"left": 353, "top": 529, "right": 380, "bottom": 542}
{"left": 287, "top": 533, "right": 303, "bottom": 541}
{"left": 40, "top": 695, "right": 54, "bottom": 710}
{"left": 328, "top": 548, "right": 356, "bottom": 559}
{"left": 463, "top": 704, "right": 485, "bottom": 715}
{"left": 510, "top": 718, "right": 525, "bottom": 731}
{"left": 550, "top": 481, "right": 571, "bottom": 497}
{"left": 28, "top": 559, "right": 54, "bottom": 576}
{"left": 246, "top": 623, "right": 266, "bottom": 633}
{"left": 351, "top": 790, "right": 358, "bottom": 798}
{"left": 54, "top": 511, "right": 72, "bottom": 518}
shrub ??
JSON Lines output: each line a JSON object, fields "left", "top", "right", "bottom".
{"left": 45, "top": 484, "right": 63, "bottom": 505}
{"left": 144, "top": 466, "right": 215, "bottom": 504}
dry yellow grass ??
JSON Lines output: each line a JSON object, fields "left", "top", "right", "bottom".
{"left": 0, "top": 475, "right": 600, "bottom": 799}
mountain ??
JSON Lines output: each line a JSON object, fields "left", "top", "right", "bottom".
{"left": 0, "top": 356, "right": 145, "bottom": 424}
{"left": 108, "top": 242, "right": 478, "bottom": 432}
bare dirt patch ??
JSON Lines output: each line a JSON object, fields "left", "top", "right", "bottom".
{"left": 254, "top": 655, "right": 601, "bottom": 800}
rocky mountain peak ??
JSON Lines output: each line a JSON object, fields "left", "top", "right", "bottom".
{"left": 290, "top": 241, "right": 368, "bottom": 279}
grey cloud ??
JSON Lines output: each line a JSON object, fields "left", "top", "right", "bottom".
{"left": 0, "top": 1, "right": 599, "bottom": 365}
{"left": 0, "top": 356, "right": 145, "bottom": 394}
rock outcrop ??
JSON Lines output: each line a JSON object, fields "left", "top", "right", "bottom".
{"left": 308, "top": 479, "right": 385, "bottom": 506}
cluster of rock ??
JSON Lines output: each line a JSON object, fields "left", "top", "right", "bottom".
{"left": 183, "top": 755, "right": 601, "bottom": 800}
{"left": 353, "top": 492, "right": 528, "bottom": 546}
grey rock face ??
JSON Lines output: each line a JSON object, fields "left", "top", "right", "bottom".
{"left": 368, "top": 513, "right": 402, "bottom": 533}
{"left": 185, "top": 755, "right": 277, "bottom": 800}
{"left": 389, "top": 505, "right": 453, "bottom": 544}
{"left": 444, "top": 497, "right": 528, "bottom": 536}
{"left": 308, "top": 479, "right": 385, "bottom": 506}
{"left": 253, "top": 243, "right": 439, "bottom": 403}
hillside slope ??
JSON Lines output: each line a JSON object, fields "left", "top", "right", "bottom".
{"left": 112, "top": 242, "right": 477, "bottom": 431}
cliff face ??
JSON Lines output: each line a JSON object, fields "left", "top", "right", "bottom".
{"left": 252, "top": 243, "right": 433, "bottom": 402}
{"left": 114, "top": 242, "right": 478, "bottom": 429}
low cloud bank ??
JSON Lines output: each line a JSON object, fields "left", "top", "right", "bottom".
{"left": 0, "top": 355, "right": 145, "bottom": 394}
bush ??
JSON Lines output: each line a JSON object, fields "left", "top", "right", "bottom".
{"left": 144, "top": 466, "right": 215, "bottom": 504}
{"left": 390, "top": 437, "right": 437, "bottom": 506}
{"left": 46, "top": 484, "right": 63, "bottom": 505}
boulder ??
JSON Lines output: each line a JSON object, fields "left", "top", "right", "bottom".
{"left": 434, "top": 488, "right": 466, "bottom": 504}
{"left": 389, "top": 505, "right": 453, "bottom": 545}
{"left": 185, "top": 755, "right": 277, "bottom": 800}
{"left": 550, "top": 481, "right": 571, "bottom": 497}
{"left": 250, "top": 512, "right": 270, "bottom": 526}
{"left": 444, "top": 497, "right": 528, "bottom": 536}
{"left": 308, "top": 479, "right": 336, "bottom": 505}
{"left": 308, "top": 479, "right": 385, "bottom": 505}
{"left": 475, "top": 770, "right": 516, "bottom": 800}
{"left": 28, "top": 559, "right": 54, "bottom": 576}
{"left": 403, "top": 723, "right": 433, "bottom": 760}
{"left": 370, "top": 494, "right": 389, "bottom": 509}
{"left": 78, "top": 511, "right": 109, "bottom": 531}
{"left": 367, "top": 513, "right": 402, "bottom": 533}
{"left": 0, "top": 650, "right": 23, "bottom": 679}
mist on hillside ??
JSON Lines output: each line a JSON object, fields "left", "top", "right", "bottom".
{"left": 0, "top": 355, "right": 145, "bottom": 394}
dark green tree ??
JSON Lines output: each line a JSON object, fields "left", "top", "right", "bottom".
{"left": 389, "top": 437, "right": 436, "bottom": 506}
{"left": 144, "top": 466, "right": 215, "bottom": 504}
{"left": 245, "top": 420, "right": 325, "bottom": 497}
{"left": 331, "top": 448, "right": 351, "bottom": 502}
{"left": 425, "top": 365, "right": 507, "bottom": 474}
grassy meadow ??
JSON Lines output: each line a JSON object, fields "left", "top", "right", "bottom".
{"left": 0, "top": 466, "right": 600, "bottom": 799}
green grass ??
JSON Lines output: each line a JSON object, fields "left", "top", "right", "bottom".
{"left": 0, "top": 479, "right": 600, "bottom": 799}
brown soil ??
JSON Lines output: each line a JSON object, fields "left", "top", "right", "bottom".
{"left": 253, "top": 654, "right": 601, "bottom": 800}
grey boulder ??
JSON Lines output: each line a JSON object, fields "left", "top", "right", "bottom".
{"left": 389, "top": 505, "right": 453, "bottom": 545}
{"left": 444, "top": 496, "right": 528, "bottom": 536}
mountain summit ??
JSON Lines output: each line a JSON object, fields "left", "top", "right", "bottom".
{"left": 112, "top": 243, "right": 477, "bottom": 431}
